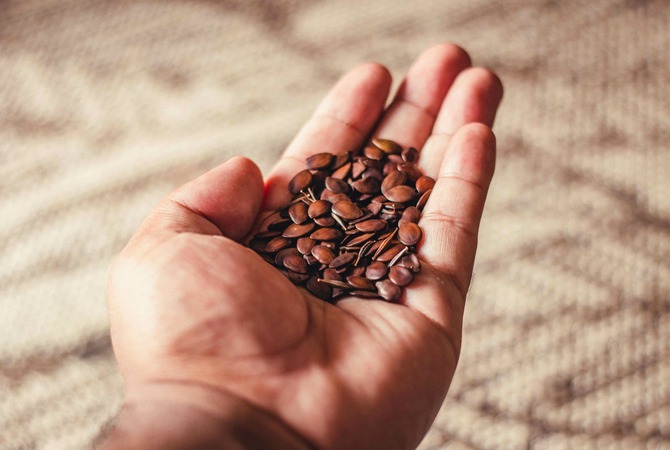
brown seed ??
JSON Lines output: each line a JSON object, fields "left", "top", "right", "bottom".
{"left": 359, "top": 156, "right": 382, "bottom": 169}
{"left": 365, "top": 261, "right": 388, "bottom": 280}
{"left": 310, "top": 227, "right": 343, "bottom": 241}
{"left": 325, "top": 176, "right": 350, "bottom": 194}
{"left": 397, "top": 162, "right": 422, "bottom": 181}
{"left": 306, "top": 152, "right": 334, "bottom": 170}
{"left": 308, "top": 200, "right": 331, "bottom": 218}
{"left": 352, "top": 177, "right": 380, "bottom": 194}
{"left": 249, "top": 239, "right": 267, "bottom": 253}
{"left": 355, "top": 219, "right": 387, "bottom": 232}
{"left": 311, "top": 245, "right": 336, "bottom": 265}
{"left": 267, "top": 218, "right": 292, "bottom": 231}
{"left": 347, "top": 232, "right": 376, "bottom": 246}
{"left": 398, "top": 253, "right": 421, "bottom": 273}
{"left": 332, "top": 200, "right": 364, "bottom": 220}
{"left": 346, "top": 276, "right": 376, "bottom": 291}
{"left": 364, "top": 146, "right": 384, "bottom": 160}
{"left": 289, "top": 202, "right": 309, "bottom": 224}
{"left": 323, "top": 268, "right": 343, "bottom": 281}
{"left": 296, "top": 237, "right": 316, "bottom": 255}
{"left": 398, "top": 222, "right": 422, "bottom": 246}
{"left": 307, "top": 276, "right": 332, "bottom": 300}
{"left": 383, "top": 161, "right": 398, "bottom": 176}
{"left": 265, "top": 237, "right": 291, "bottom": 253}
{"left": 253, "top": 230, "right": 281, "bottom": 239}
{"left": 399, "top": 206, "right": 421, "bottom": 224}
{"left": 320, "top": 189, "right": 350, "bottom": 204}
{"left": 349, "top": 266, "right": 366, "bottom": 277}
{"left": 372, "top": 138, "right": 402, "bottom": 154}
{"left": 288, "top": 271, "right": 310, "bottom": 284}
{"left": 388, "top": 266, "right": 413, "bottom": 286}
{"left": 376, "top": 244, "right": 405, "bottom": 262}
{"left": 384, "top": 185, "right": 417, "bottom": 203}
{"left": 376, "top": 280, "right": 402, "bottom": 302}
{"left": 304, "top": 254, "right": 319, "bottom": 266}
{"left": 381, "top": 171, "right": 407, "bottom": 194}
{"left": 361, "top": 168, "right": 383, "bottom": 181}
{"left": 415, "top": 176, "right": 435, "bottom": 194}
{"left": 351, "top": 161, "right": 366, "bottom": 178}
{"left": 314, "top": 216, "right": 336, "bottom": 227}
{"left": 275, "top": 247, "right": 301, "bottom": 266}
{"left": 283, "top": 254, "right": 308, "bottom": 273}
{"left": 401, "top": 147, "right": 419, "bottom": 163}
{"left": 331, "top": 161, "right": 351, "bottom": 179}
{"left": 332, "top": 152, "right": 350, "bottom": 170}
{"left": 329, "top": 252, "right": 356, "bottom": 269}
{"left": 368, "top": 201, "right": 383, "bottom": 216}
{"left": 282, "top": 222, "right": 315, "bottom": 238}
{"left": 288, "top": 170, "right": 312, "bottom": 195}
{"left": 416, "top": 189, "right": 432, "bottom": 210}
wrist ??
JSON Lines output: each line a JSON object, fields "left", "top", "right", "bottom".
{"left": 97, "top": 381, "right": 313, "bottom": 450}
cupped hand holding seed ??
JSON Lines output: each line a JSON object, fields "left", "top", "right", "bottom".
{"left": 103, "top": 44, "right": 502, "bottom": 450}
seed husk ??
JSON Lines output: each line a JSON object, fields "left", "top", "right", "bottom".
{"left": 317, "top": 278, "right": 353, "bottom": 290}
{"left": 288, "top": 170, "right": 313, "bottom": 195}
{"left": 398, "top": 222, "right": 422, "bottom": 246}
{"left": 306, "top": 152, "right": 334, "bottom": 170}
{"left": 388, "top": 266, "right": 413, "bottom": 286}
{"left": 347, "top": 232, "right": 376, "bottom": 246}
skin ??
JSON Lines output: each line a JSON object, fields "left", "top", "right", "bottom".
{"left": 102, "top": 43, "right": 503, "bottom": 449}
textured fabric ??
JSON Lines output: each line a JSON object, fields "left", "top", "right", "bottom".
{"left": 1, "top": 0, "right": 668, "bottom": 448}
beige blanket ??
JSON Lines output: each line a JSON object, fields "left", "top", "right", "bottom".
{"left": 1, "top": 0, "right": 668, "bottom": 448}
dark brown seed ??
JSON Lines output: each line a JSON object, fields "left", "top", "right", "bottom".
{"left": 355, "top": 219, "right": 387, "bottom": 232}
{"left": 372, "top": 138, "right": 402, "bottom": 154}
{"left": 359, "top": 156, "right": 382, "bottom": 169}
{"left": 268, "top": 218, "right": 292, "bottom": 231}
{"left": 388, "top": 266, "right": 413, "bottom": 286}
{"left": 332, "top": 152, "right": 350, "bottom": 170}
{"left": 347, "top": 232, "right": 376, "bottom": 246}
{"left": 320, "top": 189, "right": 350, "bottom": 204}
{"left": 348, "top": 211, "right": 374, "bottom": 225}
{"left": 305, "top": 254, "right": 319, "bottom": 265}
{"left": 415, "top": 176, "right": 435, "bottom": 194}
{"left": 265, "top": 237, "right": 291, "bottom": 253}
{"left": 325, "top": 176, "right": 350, "bottom": 194}
{"left": 288, "top": 170, "right": 312, "bottom": 195}
{"left": 376, "top": 280, "right": 402, "bottom": 302}
{"left": 311, "top": 245, "right": 336, "bottom": 265}
{"left": 306, "top": 152, "right": 334, "bottom": 170}
{"left": 282, "top": 222, "right": 315, "bottom": 238}
{"left": 401, "top": 147, "right": 419, "bottom": 163}
{"left": 307, "top": 276, "right": 332, "bottom": 300}
{"left": 323, "top": 268, "right": 343, "bottom": 281}
{"left": 289, "top": 202, "right": 309, "bottom": 224}
{"left": 331, "top": 161, "right": 351, "bottom": 179}
{"left": 288, "top": 271, "right": 310, "bottom": 284}
{"left": 346, "top": 276, "right": 376, "bottom": 291}
{"left": 376, "top": 244, "right": 405, "bottom": 262}
{"left": 365, "top": 261, "right": 388, "bottom": 280}
{"left": 311, "top": 227, "right": 343, "bottom": 241}
{"left": 397, "top": 162, "right": 422, "bottom": 181}
{"left": 364, "top": 146, "right": 384, "bottom": 160}
{"left": 368, "top": 201, "right": 383, "bottom": 215}
{"left": 352, "top": 161, "right": 366, "bottom": 178}
{"left": 253, "top": 230, "right": 281, "bottom": 239}
{"left": 349, "top": 266, "right": 366, "bottom": 277}
{"left": 398, "top": 222, "right": 422, "bottom": 246}
{"left": 329, "top": 252, "right": 356, "bottom": 269}
{"left": 275, "top": 247, "right": 301, "bottom": 266}
{"left": 352, "top": 177, "right": 380, "bottom": 194}
{"left": 398, "top": 253, "right": 421, "bottom": 273}
{"left": 399, "top": 206, "right": 421, "bottom": 224}
{"left": 314, "top": 216, "right": 336, "bottom": 227}
{"left": 283, "top": 254, "right": 308, "bottom": 273}
{"left": 332, "top": 200, "right": 364, "bottom": 220}
{"left": 361, "top": 168, "right": 383, "bottom": 181}
{"left": 350, "top": 290, "right": 382, "bottom": 299}
{"left": 308, "top": 200, "right": 331, "bottom": 218}
{"left": 297, "top": 237, "right": 316, "bottom": 255}
{"left": 416, "top": 189, "right": 432, "bottom": 210}
{"left": 381, "top": 171, "right": 407, "bottom": 194}
{"left": 383, "top": 161, "right": 398, "bottom": 176}
{"left": 249, "top": 239, "right": 267, "bottom": 253}
{"left": 384, "top": 185, "right": 417, "bottom": 203}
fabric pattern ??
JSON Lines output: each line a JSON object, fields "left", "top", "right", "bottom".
{"left": 0, "top": 0, "right": 668, "bottom": 448}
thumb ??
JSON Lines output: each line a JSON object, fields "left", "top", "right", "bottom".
{"left": 134, "top": 156, "right": 265, "bottom": 242}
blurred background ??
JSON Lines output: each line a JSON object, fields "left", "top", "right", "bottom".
{"left": 1, "top": 0, "right": 668, "bottom": 448}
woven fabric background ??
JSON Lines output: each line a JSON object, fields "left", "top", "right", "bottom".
{"left": 1, "top": 0, "right": 668, "bottom": 448}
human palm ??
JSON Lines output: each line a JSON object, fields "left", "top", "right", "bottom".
{"left": 107, "top": 44, "right": 502, "bottom": 450}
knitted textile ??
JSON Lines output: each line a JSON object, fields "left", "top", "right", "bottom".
{"left": 1, "top": 1, "right": 668, "bottom": 448}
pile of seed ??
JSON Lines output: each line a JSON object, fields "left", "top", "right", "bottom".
{"left": 248, "top": 138, "right": 434, "bottom": 303}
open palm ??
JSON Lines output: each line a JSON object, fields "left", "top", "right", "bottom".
{"left": 107, "top": 44, "right": 502, "bottom": 450}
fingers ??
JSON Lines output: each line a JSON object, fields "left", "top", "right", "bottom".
{"left": 418, "top": 68, "right": 503, "bottom": 177}
{"left": 373, "top": 43, "right": 471, "bottom": 150}
{"left": 264, "top": 63, "right": 392, "bottom": 210}
{"left": 419, "top": 123, "right": 496, "bottom": 298}
{"left": 132, "top": 156, "right": 265, "bottom": 244}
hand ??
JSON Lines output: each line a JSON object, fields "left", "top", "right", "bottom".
{"left": 103, "top": 43, "right": 503, "bottom": 450}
